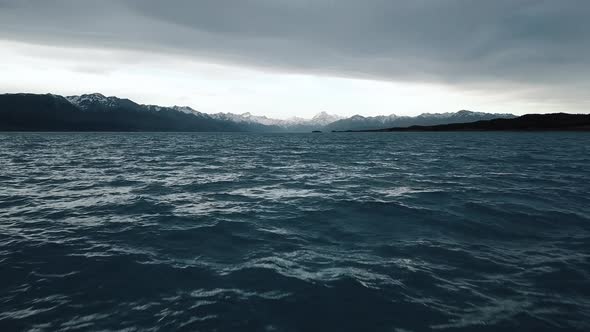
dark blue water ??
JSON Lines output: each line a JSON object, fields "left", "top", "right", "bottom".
{"left": 1, "top": 132, "right": 589, "bottom": 331}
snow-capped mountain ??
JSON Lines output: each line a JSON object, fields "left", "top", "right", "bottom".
{"left": 417, "top": 110, "right": 514, "bottom": 119}
{"left": 12, "top": 93, "right": 517, "bottom": 132}
{"left": 66, "top": 93, "right": 139, "bottom": 111}
{"left": 211, "top": 112, "right": 288, "bottom": 126}
{"left": 310, "top": 111, "right": 344, "bottom": 126}
{"left": 170, "top": 105, "right": 208, "bottom": 117}
{"left": 210, "top": 111, "right": 342, "bottom": 128}
{"left": 65, "top": 93, "right": 110, "bottom": 109}
{"left": 324, "top": 110, "right": 516, "bottom": 131}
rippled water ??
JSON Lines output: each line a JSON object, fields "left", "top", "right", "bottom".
{"left": 1, "top": 132, "right": 590, "bottom": 331}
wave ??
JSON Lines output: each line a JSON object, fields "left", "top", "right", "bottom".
{"left": 1, "top": 132, "right": 589, "bottom": 331}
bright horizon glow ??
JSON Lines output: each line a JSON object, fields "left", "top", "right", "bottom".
{"left": 0, "top": 40, "right": 584, "bottom": 119}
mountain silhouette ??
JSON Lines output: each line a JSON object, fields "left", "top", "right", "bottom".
{"left": 1, "top": 92, "right": 525, "bottom": 132}
{"left": 336, "top": 113, "right": 590, "bottom": 132}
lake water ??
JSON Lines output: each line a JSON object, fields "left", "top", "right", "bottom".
{"left": 1, "top": 132, "right": 589, "bottom": 331}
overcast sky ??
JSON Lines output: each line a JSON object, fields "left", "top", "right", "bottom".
{"left": 1, "top": 0, "right": 589, "bottom": 118}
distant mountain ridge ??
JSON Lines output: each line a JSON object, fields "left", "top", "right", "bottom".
{"left": 337, "top": 113, "right": 590, "bottom": 132}
{"left": 208, "top": 111, "right": 343, "bottom": 130}
{"left": 324, "top": 110, "right": 516, "bottom": 131}
{"left": 1, "top": 93, "right": 241, "bottom": 132}
{"left": 1, "top": 92, "right": 516, "bottom": 132}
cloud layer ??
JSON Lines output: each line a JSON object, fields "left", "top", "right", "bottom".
{"left": 1, "top": 0, "right": 589, "bottom": 111}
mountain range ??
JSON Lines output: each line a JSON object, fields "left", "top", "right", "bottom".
{"left": 344, "top": 113, "right": 590, "bottom": 132}
{"left": 0, "top": 93, "right": 516, "bottom": 132}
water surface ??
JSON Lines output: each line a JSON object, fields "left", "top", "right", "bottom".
{"left": 1, "top": 132, "right": 589, "bottom": 331}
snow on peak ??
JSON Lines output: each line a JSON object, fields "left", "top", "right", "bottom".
{"left": 310, "top": 111, "right": 343, "bottom": 125}
{"left": 172, "top": 105, "right": 204, "bottom": 116}
{"left": 66, "top": 93, "right": 122, "bottom": 110}
{"left": 211, "top": 112, "right": 286, "bottom": 126}
{"left": 209, "top": 111, "right": 343, "bottom": 127}
{"left": 417, "top": 110, "right": 511, "bottom": 118}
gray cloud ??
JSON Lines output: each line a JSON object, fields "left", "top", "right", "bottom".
{"left": 1, "top": 0, "right": 589, "bottom": 107}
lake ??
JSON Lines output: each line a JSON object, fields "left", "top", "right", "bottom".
{"left": 1, "top": 132, "right": 589, "bottom": 331}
